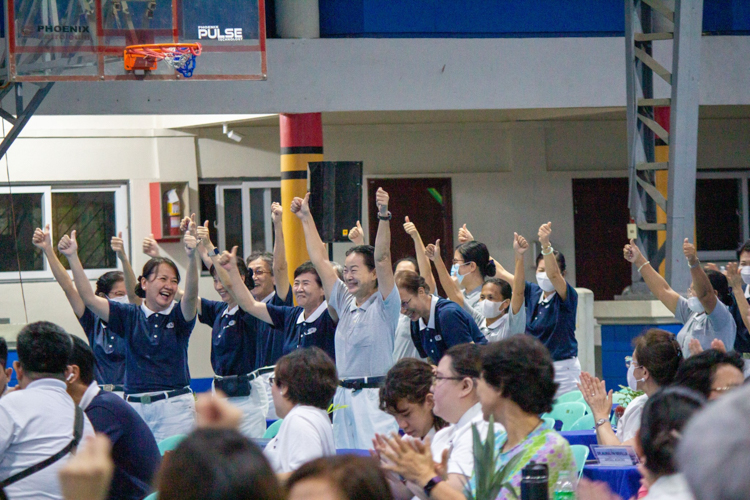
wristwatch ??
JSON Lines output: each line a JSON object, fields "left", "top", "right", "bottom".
{"left": 209, "top": 247, "right": 220, "bottom": 256}
{"left": 423, "top": 476, "right": 443, "bottom": 497}
{"left": 377, "top": 211, "right": 392, "bottom": 221}
{"left": 595, "top": 418, "right": 608, "bottom": 429}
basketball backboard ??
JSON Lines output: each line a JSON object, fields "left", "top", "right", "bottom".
{"left": 4, "top": 0, "right": 266, "bottom": 81}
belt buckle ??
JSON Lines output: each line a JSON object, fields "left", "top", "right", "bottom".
{"left": 101, "top": 384, "right": 114, "bottom": 392}
{"left": 351, "top": 380, "right": 362, "bottom": 392}
{"left": 141, "top": 395, "right": 151, "bottom": 404}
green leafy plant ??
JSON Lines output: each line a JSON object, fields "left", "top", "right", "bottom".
{"left": 327, "top": 403, "right": 348, "bottom": 414}
{"left": 464, "top": 415, "right": 524, "bottom": 500}
{"left": 615, "top": 386, "right": 644, "bottom": 408}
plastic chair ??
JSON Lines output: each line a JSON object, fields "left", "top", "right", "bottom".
{"left": 157, "top": 434, "right": 187, "bottom": 456}
{"left": 568, "top": 413, "right": 595, "bottom": 431}
{"left": 262, "top": 419, "right": 283, "bottom": 439}
{"left": 542, "top": 402, "right": 587, "bottom": 431}
{"left": 555, "top": 390, "right": 584, "bottom": 404}
{"left": 143, "top": 493, "right": 158, "bottom": 500}
{"left": 542, "top": 417, "right": 556, "bottom": 429}
{"left": 570, "top": 444, "right": 589, "bottom": 478}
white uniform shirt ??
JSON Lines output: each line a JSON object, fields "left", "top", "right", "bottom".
{"left": 463, "top": 302, "right": 526, "bottom": 342}
{"left": 263, "top": 405, "right": 335, "bottom": 473}
{"left": 329, "top": 279, "right": 401, "bottom": 378}
{"left": 616, "top": 394, "right": 647, "bottom": 443}
{"left": 0, "top": 379, "right": 95, "bottom": 499}
{"left": 643, "top": 473, "right": 695, "bottom": 500}
{"left": 432, "top": 402, "right": 504, "bottom": 477}
{"left": 462, "top": 285, "right": 483, "bottom": 311}
{"left": 393, "top": 314, "right": 425, "bottom": 361}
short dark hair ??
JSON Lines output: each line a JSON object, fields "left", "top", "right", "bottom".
{"left": 394, "top": 270, "right": 428, "bottom": 295}
{"left": 135, "top": 257, "right": 180, "bottom": 299}
{"left": 444, "top": 343, "right": 482, "bottom": 379}
{"left": 456, "top": 241, "right": 496, "bottom": 278}
{"left": 393, "top": 257, "right": 418, "bottom": 273}
{"left": 0, "top": 337, "right": 7, "bottom": 369}
{"left": 293, "top": 261, "right": 322, "bottom": 288}
{"left": 706, "top": 269, "right": 732, "bottom": 307}
{"left": 481, "top": 335, "right": 558, "bottom": 415}
{"left": 16, "top": 322, "right": 72, "bottom": 376}
{"left": 68, "top": 335, "right": 95, "bottom": 386}
{"left": 672, "top": 349, "right": 745, "bottom": 399}
{"left": 209, "top": 256, "right": 254, "bottom": 290}
{"left": 287, "top": 455, "right": 394, "bottom": 500}
{"left": 483, "top": 277, "right": 512, "bottom": 301}
{"left": 380, "top": 358, "right": 447, "bottom": 431}
{"left": 633, "top": 329, "right": 683, "bottom": 386}
{"left": 246, "top": 252, "right": 274, "bottom": 274}
{"left": 535, "top": 249, "right": 567, "bottom": 273}
{"left": 95, "top": 271, "right": 124, "bottom": 297}
{"left": 345, "top": 245, "right": 376, "bottom": 272}
{"left": 158, "top": 429, "right": 283, "bottom": 500}
{"left": 274, "top": 347, "right": 338, "bottom": 410}
{"left": 736, "top": 239, "right": 750, "bottom": 260}
{"left": 639, "top": 387, "right": 705, "bottom": 477}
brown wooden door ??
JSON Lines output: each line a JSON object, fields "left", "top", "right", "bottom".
{"left": 572, "top": 178, "right": 631, "bottom": 300}
{"left": 367, "top": 178, "right": 453, "bottom": 284}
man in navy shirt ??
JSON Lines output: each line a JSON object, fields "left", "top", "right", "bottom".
{"left": 66, "top": 335, "right": 160, "bottom": 500}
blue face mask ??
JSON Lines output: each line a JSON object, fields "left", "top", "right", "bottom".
{"left": 450, "top": 264, "right": 459, "bottom": 277}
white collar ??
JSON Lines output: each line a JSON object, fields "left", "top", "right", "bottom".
{"left": 222, "top": 304, "right": 240, "bottom": 317}
{"left": 79, "top": 381, "right": 101, "bottom": 411}
{"left": 261, "top": 291, "right": 276, "bottom": 304}
{"left": 538, "top": 291, "right": 556, "bottom": 305}
{"left": 455, "top": 402, "right": 483, "bottom": 431}
{"left": 297, "top": 301, "right": 328, "bottom": 325}
{"left": 419, "top": 295, "right": 439, "bottom": 330}
{"left": 141, "top": 301, "right": 176, "bottom": 318}
{"left": 487, "top": 313, "right": 509, "bottom": 331}
{"left": 745, "top": 284, "right": 750, "bottom": 299}
{"left": 26, "top": 378, "right": 67, "bottom": 391}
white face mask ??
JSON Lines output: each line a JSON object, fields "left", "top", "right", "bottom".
{"left": 687, "top": 296, "right": 704, "bottom": 314}
{"left": 741, "top": 266, "right": 750, "bottom": 285}
{"left": 627, "top": 363, "right": 646, "bottom": 390}
{"left": 109, "top": 295, "right": 130, "bottom": 305}
{"left": 480, "top": 299, "right": 507, "bottom": 319}
{"left": 536, "top": 272, "right": 555, "bottom": 293}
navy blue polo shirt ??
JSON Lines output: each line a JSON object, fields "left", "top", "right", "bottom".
{"left": 85, "top": 389, "right": 161, "bottom": 500}
{"left": 198, "top": 298, "right": 264, "bottom": 376}
{"left": 265, "top": 301, "right": 337, "bottom": 361}
{"left": 108, "top": 301, "right": 196, "bottom": 394}
{"left": 255, "top": 286, "right": 294, "bottom": 368}
{"left": 524, "top": 281, "right": 578, "bottom": 361}
{"left": 78, "top": 308, "right": 128, "bottom": 385}
{"left": 730, "top": 288, "right": 750, "bottom": 353}
{"left": 410, "top": 297, "right": 487, "bottom": 363}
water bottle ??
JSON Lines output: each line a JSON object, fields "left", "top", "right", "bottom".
{"left": 553, "top": 470, "right": 575, "bottom": 500}
{"left": 520, "top": 461, "right": 548, "bottom": 500}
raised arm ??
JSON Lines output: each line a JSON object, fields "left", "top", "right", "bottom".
{"left": 684, "top": 238, "right": 718, "bottom": 314}
{"left": 348, "top": 220, "right": 365, "bottom": 246}
{"left": 110, "top": 232, "right": 140, "bottom": 305}
{"left": 426, "top": 239, "right": 464, "bottom": 306}
{"left": 624, "top": 239, "right": 681, "bottom": 314}
{"left": 58, "top": 231, "right": 110, "bottom": 322}
{"left": 727, "top": 263, "right": 750, "bottom": 332}
{"left": 290, "top": 193, "right": 340, "bottom": 300}
{"left": 511, "top": 232, "right": 528, "bottom": 315}
{"left": 538, "top": 222, "right": 568, "bottom": 300}
{"left": 33, "top": 224, "right": 85, "bottom": 318}
{"left": 218, "top": 246, "right": 273, "bottom": 324}
{"left": 403, "top": 216, "right": 436, "bottom": 294}
{"left": 374, "top": 188, "right": 396, "bottom": 300}
{"left": 180, "top": 216, "right": 200, "bottom": 322}
{"left": 271, "top": 202, "right": 290, "bottom": 302}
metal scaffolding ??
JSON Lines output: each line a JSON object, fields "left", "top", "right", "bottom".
{"left": 625, "top": 0, "right": 704, "bottom": 294}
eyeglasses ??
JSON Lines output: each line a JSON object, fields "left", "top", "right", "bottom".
{"left": 252, "top": 270, "right": 271, "bottom": 277}
{"left": 432, "top": 374, "right": 467, "bottom": 385}
{"left": 452, "top": 260, "right": 469, "bottom": 266}
{"left": 625, "top": 357, "right": 642, "bottom": 369}
{"left": 400, "top": 297, "right": 413, "bottom": 309}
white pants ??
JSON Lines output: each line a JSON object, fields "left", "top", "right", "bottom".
{"left": 260, "top": 371, "right": 278, "bottom": 420}
{"left": 128, "top": 391, "right": 196, "bottom": 443}
{"left": 332, "top": 386, "right": 398, "bottom": 449}
{"left": 554, "top": 357, "right": 582, "bottom": 398}
{"left": 212, "top": 378, "right": 269, "bottom": 439}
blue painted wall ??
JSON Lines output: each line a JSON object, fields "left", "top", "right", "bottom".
{"left": 601, "top": 323, "right": 682, "bottom": 392}
{"left": 320, "top": 0, "right": 750, "bottom": 38}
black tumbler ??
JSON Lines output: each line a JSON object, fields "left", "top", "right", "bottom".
{"left": 520, "top": 461, "right": 548, "bottom": 500}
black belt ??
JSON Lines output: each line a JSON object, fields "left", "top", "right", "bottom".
{"left": 125, "top": 387, "right": 191, "bottom": 404}
{"left": 252, "top": 366, "right": 276, "bottom": 377}
{"left": 339, "top": 376, "right": 386, "bottom": 391}
{"left": 100, "top": 384, "right": 124, "bottom": 392}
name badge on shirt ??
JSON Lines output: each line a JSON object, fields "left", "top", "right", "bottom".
{"left": 228, "top": 320, "right": 236, "bottom": 327}
{"left": 435, "top": 335, "right": 442, "bottom": 341}
{"left": 303, "top": 327, "right": 317, "bottom": 337}
{"left": 166, "top": 322, "right": 175, "bottom": 329}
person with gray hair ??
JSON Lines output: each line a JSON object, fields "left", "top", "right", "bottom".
{"left": 677, "top": 383, "right": 750, "bottom": 500}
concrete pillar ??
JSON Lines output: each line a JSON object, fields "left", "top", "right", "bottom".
{"left": 279, "top": 113, "right": 323, "bottom": 285}
{"left": 274, "top": 0, "right": 320, "bottom": 38}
